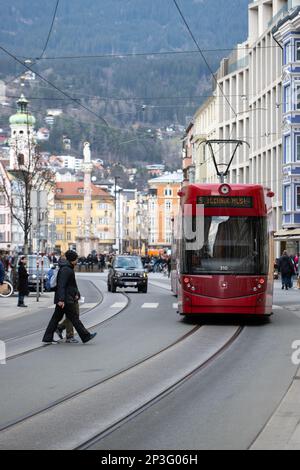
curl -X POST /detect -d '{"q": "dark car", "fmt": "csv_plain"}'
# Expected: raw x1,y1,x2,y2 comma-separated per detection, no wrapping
107,256,148,293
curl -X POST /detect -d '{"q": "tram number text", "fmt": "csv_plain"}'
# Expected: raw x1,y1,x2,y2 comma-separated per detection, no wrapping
145,455,198,465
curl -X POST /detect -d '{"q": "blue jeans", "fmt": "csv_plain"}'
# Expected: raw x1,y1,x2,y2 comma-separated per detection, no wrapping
18,294,25,305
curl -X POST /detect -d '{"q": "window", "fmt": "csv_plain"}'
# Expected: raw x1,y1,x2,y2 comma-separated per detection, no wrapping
296,136,300,162
0,214,5,224
0,196,6,205
296,41,300,62
285,135,291,163
165,200,172,211
66,218,72,225
183,216,269,275
296,85,300,111
285,186,292,212
164,188,172,196
296,186,300,211
67,232,72,241
67,204,72,210
286,42,292,64
55,203,64,210
78,204,82,210
285,85,291,113
56,232,64,240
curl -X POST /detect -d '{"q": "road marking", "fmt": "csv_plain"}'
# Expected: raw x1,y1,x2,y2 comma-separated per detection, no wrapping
173,303,178,309
272,305,284,310
141,303,159,309
110,302,127,309
80,303,98,309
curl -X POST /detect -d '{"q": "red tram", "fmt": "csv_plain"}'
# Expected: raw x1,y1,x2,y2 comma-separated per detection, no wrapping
177,183,274,317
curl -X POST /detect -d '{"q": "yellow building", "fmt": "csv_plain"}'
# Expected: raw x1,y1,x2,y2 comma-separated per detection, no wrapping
54,182,115,254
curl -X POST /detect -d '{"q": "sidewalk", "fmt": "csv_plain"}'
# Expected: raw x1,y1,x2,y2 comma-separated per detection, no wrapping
0,292,55,322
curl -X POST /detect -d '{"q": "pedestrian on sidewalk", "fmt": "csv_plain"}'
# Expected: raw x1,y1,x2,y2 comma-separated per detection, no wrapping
278,250,295,291
0,256,5,285
42,250,97,344
18,256,29,307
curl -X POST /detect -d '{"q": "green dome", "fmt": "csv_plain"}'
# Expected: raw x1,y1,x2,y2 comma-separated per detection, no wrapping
9,113,36,126
9,94,36,127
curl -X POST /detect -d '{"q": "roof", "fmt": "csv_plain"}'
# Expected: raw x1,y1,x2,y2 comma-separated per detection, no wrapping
55,181,111,199
148,172,183,184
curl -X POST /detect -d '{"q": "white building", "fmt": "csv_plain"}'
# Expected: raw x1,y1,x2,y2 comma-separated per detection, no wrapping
188,0,300,255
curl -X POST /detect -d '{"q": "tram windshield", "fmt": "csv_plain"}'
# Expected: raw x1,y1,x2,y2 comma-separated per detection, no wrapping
183,216,268,275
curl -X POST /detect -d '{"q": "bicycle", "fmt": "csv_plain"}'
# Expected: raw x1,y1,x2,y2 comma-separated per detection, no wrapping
0,278,14,298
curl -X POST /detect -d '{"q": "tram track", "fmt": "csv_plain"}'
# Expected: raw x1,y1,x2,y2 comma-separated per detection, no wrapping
0,324,244,450
0,324,201,436
77,325,243,450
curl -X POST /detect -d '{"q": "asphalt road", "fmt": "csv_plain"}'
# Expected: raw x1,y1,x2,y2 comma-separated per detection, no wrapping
0,274,193,430
0,274,300,449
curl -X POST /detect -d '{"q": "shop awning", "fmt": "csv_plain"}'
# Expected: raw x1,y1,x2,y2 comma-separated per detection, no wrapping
274,228,300,240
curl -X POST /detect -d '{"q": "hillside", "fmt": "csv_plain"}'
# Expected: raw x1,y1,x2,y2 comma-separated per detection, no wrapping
0,0,251,166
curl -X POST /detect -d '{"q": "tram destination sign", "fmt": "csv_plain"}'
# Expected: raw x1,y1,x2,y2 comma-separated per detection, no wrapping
197,196,253,208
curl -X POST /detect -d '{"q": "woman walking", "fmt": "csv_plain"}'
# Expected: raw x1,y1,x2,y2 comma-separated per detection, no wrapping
18,256,29,307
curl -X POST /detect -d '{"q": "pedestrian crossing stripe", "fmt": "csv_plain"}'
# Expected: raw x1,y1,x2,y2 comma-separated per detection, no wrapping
141,303,159,309
110,302,127,308
173,303,178,309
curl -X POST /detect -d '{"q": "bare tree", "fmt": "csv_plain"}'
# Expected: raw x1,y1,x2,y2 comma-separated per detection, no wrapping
0,142,55,254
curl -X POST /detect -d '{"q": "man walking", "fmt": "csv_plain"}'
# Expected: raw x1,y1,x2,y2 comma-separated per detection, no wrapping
42,250,97,344
278,250,295,291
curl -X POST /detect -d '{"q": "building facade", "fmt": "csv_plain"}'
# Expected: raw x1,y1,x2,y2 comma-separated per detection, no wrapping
184,0,300,255
54,182,115,254
147,172,183,251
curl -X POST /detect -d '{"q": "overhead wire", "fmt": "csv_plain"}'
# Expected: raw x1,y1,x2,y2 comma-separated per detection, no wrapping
40,0,60,58
0,44,109,127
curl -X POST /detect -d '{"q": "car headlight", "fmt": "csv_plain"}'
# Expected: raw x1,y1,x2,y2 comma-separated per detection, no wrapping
115,272,122,278
31,274,37,280
143,272,148,278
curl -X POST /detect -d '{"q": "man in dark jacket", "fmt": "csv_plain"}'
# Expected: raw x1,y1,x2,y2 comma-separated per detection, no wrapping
18,256,29,307
278,250,295,290
42,250,97,344
0,257,5,285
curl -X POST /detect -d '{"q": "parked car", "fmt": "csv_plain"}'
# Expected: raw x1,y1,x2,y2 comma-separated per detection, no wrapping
16,255,50,291
107,255,148,293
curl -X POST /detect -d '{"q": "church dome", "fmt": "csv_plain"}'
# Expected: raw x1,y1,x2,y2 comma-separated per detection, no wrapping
9,94,36,126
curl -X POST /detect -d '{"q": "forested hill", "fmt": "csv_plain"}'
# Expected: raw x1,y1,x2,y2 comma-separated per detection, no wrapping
0,0,251,166
1,0,250,56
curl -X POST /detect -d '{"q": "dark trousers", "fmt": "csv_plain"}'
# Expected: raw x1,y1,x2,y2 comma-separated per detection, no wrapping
42,303,91,343
18,294,25,305
58,302,80,339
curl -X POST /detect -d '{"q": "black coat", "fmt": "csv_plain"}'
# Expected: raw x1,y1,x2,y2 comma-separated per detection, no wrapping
54,260,80,305
278,255,295,277
18,264,29,295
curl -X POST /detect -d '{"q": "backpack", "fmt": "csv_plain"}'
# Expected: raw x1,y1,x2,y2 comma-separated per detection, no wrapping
50,268,59,290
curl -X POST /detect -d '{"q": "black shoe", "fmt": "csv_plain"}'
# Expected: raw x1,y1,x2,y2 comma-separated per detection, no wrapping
18,304,28,307
83,332,97,344
42,340,60,345
281,286,284,290
55,328,64,340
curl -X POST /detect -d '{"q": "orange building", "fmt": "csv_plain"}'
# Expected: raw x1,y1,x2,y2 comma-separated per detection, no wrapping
147,172,183,250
